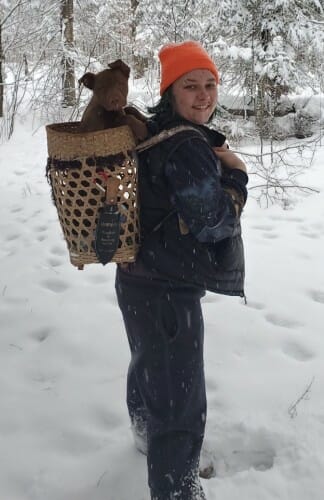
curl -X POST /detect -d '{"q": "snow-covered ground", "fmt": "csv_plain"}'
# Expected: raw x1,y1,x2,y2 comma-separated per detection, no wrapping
1,114,324,500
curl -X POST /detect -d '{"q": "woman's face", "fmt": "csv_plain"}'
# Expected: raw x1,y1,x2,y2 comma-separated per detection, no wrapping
171,69,218,125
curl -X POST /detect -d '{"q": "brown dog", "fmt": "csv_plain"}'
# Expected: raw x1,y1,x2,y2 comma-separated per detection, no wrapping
78,59,147,142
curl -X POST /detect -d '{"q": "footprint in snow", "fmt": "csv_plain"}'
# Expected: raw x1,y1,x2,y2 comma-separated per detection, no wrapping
31,209,42,217
13,169,27,176
0,248,11,259
200,426,276,478
300,231,319,239
30,327,52,343
309,290,324,304
17,217,29,224
47,257,63,268
41,278,69,293
262,232,279,239
50,244,67,257
10,206,23,214
244,300,265,310
298,224,320,239
3,295,29,306
91,405,123,430
35,225,48,242
265,313,302,329
281,341,314,362
271,216,303,223
285,217,304,223
35,225,48,233
6,233,20,241
251,224,275,231
36,234,47,242
205,376,219,391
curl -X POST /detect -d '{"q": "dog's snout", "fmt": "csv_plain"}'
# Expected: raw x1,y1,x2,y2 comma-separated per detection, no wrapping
106,90,127,111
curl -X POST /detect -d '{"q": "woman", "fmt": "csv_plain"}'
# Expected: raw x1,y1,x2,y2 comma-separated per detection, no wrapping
115,41,248,500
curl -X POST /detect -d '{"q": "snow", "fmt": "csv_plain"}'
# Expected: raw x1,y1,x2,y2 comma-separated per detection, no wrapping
1,114,324,500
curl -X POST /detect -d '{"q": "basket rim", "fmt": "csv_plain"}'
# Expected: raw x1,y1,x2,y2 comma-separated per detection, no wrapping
46,122,132,139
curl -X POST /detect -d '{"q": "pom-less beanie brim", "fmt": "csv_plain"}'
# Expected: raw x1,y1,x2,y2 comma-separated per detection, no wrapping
158,41,220,96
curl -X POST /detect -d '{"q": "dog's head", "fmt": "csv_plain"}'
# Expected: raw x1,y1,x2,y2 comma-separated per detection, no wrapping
79,59,130,111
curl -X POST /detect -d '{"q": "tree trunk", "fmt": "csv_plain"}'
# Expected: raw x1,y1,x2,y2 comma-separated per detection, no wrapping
60,0,76,107
130,0,146,78
0,21,3,117
255,76,267,135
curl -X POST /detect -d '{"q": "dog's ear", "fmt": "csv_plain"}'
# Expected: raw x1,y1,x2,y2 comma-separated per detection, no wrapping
108,59,130,78
79,72,96,90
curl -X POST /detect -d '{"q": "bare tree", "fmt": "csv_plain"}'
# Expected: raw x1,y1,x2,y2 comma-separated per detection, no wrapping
60,0,76,107
130,0,147,78
0,0,31,135
1,0,24,119
0,19,3,117
235,137,320,207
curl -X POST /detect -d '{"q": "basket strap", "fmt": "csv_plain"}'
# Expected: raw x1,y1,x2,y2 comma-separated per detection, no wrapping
135,125,206,153
136,126,207,237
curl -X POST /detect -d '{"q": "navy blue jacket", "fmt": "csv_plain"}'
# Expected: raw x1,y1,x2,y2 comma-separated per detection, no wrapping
125,116,248,296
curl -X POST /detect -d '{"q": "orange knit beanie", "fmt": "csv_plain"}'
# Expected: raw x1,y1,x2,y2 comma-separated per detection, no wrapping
158,41,220,96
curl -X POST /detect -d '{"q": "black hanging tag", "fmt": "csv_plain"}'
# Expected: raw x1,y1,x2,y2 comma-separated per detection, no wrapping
94,177,121,265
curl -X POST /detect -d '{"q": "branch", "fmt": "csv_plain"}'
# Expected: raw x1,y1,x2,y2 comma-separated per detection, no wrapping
288,377,315,419
0,0,29,28
230,134,322,159
249,184,319,193
308,18,324,25
231,136,320,207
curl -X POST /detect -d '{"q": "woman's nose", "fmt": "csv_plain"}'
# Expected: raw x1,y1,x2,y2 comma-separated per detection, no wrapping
197,88,208,99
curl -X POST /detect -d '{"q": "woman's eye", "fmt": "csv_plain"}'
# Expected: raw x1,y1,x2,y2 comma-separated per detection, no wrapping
184,84,216,91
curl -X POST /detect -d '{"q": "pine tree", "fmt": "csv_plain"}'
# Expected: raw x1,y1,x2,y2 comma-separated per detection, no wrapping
211,0,324,136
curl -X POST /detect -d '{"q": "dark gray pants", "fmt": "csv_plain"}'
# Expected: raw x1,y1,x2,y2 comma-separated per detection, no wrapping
115,268,206,500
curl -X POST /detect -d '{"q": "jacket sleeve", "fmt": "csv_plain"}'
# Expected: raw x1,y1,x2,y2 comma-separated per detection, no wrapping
164,137,248,243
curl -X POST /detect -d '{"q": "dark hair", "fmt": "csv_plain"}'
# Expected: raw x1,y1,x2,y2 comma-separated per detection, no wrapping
147,85,218,124
147,87,175,122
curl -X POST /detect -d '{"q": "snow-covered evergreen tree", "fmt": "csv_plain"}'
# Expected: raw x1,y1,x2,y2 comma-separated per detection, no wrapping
134,0,219,68
214,0,324,97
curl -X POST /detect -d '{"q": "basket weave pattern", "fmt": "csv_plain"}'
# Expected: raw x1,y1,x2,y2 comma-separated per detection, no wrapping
46,122,139,268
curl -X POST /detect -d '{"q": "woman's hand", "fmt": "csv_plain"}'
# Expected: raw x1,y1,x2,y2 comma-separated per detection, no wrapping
213,146,247,174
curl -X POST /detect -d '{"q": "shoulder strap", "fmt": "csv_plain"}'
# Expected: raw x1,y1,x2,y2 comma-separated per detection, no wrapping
136,125,208,235
135,125,206,153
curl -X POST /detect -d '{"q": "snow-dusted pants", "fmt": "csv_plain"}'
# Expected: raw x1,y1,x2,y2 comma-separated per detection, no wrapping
115,268,206,500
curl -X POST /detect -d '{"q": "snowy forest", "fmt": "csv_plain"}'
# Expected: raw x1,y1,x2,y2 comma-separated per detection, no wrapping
1,0,324,143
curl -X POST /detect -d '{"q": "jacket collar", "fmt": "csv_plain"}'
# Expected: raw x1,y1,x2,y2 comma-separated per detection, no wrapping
148,114,225,147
